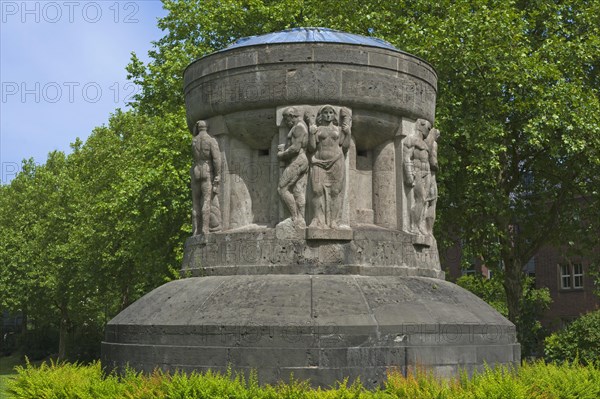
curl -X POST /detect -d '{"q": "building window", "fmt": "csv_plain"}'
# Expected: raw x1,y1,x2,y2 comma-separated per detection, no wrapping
560,264,571,289
561,317,576,328
462,263,476,276
559,263,584,290
573,264,584,289
524,257,536,278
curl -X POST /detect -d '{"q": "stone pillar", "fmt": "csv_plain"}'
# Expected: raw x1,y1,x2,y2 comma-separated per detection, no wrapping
395,118,412,232
270,131,282,227
207,115,230,230
373,140,396,229
228,139,254,229
341,138,351,227
348,139,358,226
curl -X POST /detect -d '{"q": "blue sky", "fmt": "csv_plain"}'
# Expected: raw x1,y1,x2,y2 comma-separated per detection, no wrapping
1,0,168,183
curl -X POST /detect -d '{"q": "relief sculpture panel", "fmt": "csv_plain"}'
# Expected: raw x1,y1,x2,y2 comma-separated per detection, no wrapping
402,119,440,239
276,107,309,229
305,105,352,230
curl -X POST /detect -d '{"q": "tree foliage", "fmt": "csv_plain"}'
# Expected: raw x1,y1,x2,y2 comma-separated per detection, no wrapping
545,309,600,364
127,0,600,333
1,0,599,358
0,110,190,359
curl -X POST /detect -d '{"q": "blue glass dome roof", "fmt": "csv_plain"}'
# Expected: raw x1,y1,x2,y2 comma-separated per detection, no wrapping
225,27,398,51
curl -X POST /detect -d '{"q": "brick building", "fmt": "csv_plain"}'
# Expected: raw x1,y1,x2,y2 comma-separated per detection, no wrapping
442,243,600,332
533,245,600,330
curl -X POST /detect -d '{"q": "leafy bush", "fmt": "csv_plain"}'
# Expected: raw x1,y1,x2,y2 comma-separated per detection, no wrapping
6,360,126,399
4,360,600,399
545,309,600,365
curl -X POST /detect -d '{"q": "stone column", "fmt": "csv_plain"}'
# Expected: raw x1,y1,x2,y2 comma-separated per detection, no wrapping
373,140,396,229
394,118,412,232
207,115,230,230
347,139,358,226
341,139,351,227
228,139,254,229
270,131,282,227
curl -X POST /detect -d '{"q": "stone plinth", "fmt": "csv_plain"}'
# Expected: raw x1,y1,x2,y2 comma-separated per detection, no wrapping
182,227,443,278
102,276,519,387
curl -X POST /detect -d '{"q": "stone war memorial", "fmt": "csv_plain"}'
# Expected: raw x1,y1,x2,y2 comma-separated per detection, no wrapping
102,28,520,386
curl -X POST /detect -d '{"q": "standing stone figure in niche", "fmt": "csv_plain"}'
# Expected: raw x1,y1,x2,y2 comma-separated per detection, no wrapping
403,118,432,236
305,105,352,229
277,107,309,228
425,127,440,236
191,120,222,235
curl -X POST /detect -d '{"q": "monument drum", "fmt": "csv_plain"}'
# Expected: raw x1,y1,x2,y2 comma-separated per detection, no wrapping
103,28,520,387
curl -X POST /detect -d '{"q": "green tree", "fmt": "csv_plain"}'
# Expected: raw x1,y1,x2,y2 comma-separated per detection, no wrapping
410,0,600,330
3,0,598,358
71,109,190,312
0,160,39,334
0,153,93,359
0,109,191,359
127,0,600,341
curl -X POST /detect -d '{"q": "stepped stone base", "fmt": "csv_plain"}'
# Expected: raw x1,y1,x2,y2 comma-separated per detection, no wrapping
102,275,519,387
181,228,444,279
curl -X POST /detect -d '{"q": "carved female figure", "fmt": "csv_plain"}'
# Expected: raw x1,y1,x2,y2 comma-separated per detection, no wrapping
306,105,352,229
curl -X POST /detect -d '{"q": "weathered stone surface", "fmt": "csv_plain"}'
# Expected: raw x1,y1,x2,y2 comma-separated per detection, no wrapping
102,276,518,387
403,119,432,236
182,32,440,246
181,228,442,278
305,227,353,241
184,43,437,128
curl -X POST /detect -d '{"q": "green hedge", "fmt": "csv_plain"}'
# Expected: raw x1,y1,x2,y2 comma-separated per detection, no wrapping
4,360,600,399
545,309,600,365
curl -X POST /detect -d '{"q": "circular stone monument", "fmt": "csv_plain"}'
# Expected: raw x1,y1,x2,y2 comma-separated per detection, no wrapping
102,28,519,387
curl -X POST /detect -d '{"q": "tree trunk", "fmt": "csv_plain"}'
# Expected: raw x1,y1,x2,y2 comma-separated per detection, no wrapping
57,305,69,360
20,304,28,334
120,282,131,311
503,255,523,326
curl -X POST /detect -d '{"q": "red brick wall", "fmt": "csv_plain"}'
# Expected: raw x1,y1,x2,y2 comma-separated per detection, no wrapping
534,245,600,331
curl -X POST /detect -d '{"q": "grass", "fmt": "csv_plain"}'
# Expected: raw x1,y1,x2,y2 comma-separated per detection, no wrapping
0,354,21,397
0,354,47,397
